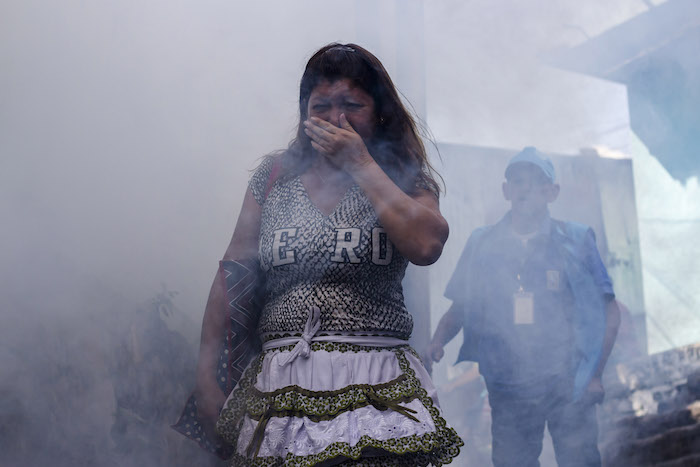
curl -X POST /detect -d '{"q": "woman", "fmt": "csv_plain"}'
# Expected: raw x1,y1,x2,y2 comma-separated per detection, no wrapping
195,43,462,466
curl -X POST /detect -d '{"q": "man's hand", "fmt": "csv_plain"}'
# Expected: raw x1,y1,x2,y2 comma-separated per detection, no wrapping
428,341,445,363
422,341,445,375
582,376,605,405
423,304,464,374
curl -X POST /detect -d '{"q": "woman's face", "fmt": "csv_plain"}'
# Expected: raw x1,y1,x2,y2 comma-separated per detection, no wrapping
306,78,377,140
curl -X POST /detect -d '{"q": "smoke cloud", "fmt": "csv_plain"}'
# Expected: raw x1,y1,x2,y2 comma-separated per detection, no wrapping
2,1,697,466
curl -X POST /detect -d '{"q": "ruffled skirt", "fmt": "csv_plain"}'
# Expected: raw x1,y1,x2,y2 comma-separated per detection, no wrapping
216,341,463,466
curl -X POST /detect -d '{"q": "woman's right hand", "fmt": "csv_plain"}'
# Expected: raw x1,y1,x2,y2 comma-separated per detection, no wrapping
194,379,227,440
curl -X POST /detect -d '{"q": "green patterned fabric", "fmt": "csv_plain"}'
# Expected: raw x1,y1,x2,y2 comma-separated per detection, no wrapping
216,343,462,466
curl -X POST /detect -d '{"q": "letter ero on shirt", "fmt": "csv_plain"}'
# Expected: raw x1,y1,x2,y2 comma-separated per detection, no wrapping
269,226,393,267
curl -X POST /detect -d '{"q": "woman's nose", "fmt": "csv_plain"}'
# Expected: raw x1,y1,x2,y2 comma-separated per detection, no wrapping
328,107,342,127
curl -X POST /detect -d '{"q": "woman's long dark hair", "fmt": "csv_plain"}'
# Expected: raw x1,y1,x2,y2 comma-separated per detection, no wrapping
274,43,441,195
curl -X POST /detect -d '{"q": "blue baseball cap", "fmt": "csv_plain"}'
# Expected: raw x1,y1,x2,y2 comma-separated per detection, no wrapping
505,146,555,183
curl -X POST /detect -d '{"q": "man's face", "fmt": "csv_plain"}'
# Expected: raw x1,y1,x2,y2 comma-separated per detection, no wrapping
502,163,559,217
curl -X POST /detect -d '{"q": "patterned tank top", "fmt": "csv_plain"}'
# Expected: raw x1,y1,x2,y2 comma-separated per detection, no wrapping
249,157,413,340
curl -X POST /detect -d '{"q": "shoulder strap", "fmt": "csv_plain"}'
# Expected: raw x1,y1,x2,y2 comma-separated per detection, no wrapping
263,158,282,201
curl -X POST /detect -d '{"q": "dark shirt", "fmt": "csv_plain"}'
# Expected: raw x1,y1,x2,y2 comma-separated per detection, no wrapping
445,212,614,397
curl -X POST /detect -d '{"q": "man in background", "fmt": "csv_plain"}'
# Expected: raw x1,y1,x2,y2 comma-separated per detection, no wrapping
427,147,620,467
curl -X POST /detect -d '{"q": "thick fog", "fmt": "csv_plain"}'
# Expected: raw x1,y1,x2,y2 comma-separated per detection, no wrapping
2,0,699,466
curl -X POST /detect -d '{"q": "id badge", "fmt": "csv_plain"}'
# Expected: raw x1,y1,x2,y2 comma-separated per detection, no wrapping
513,291,534,325
546,270,560,291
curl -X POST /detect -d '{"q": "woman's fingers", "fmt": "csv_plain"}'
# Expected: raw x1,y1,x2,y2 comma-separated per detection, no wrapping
305,123,340,155
305,116,369,173
306,129,331,151
310,140,329,155
304,122,332,143
308,116,338,133
339,113,355,132
304,128,330,145
304,118,335,143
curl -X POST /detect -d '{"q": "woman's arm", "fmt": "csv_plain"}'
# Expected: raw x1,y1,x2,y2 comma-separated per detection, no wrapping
305,114,449,265
352,163,448,265
194,187,261,436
